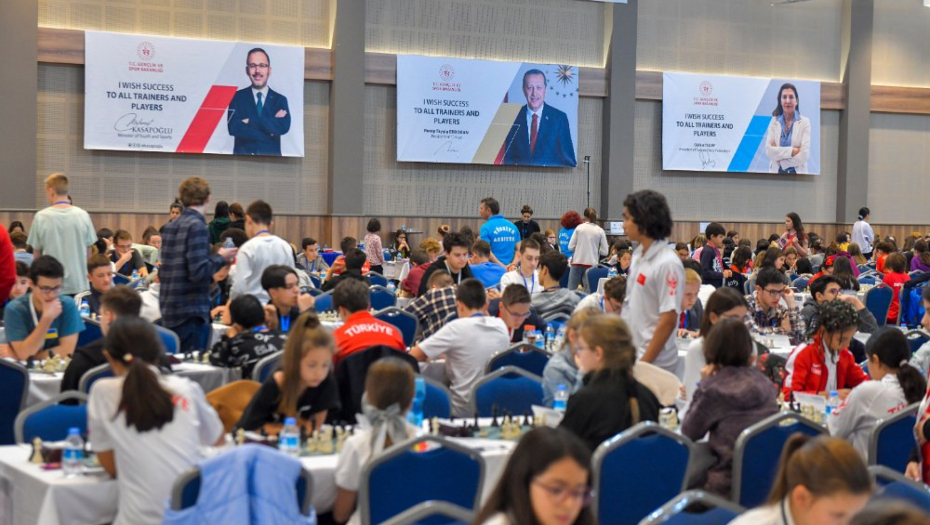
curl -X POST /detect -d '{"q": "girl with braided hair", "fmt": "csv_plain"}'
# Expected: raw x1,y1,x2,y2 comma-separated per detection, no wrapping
783,299,869,401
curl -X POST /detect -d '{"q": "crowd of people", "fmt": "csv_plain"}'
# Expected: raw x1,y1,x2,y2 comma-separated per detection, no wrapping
1,174,929,525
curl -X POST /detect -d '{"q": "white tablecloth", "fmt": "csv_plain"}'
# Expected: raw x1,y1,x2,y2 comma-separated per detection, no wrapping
25,373,64,408
0,437,513,524
382,261,410,282
174,363,239,394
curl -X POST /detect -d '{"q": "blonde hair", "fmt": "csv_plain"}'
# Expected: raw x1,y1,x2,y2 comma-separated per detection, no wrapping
561,307,601,353
45,173,69,196
278,312,335,418
578,314,640,423
419,237,442,255
684,268,701,285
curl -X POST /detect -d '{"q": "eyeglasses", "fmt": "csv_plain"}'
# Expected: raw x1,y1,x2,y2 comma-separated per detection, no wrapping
37,285,62,294
763,288,786,297
533,480,594,505
247,63,269,70
116,244,132,250
501,302,531,319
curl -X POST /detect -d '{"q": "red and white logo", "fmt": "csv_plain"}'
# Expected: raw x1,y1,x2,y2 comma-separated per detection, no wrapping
699,81,713,96
637,273,647,286
666,273,678,296
137,41,156,61
439,64,455,82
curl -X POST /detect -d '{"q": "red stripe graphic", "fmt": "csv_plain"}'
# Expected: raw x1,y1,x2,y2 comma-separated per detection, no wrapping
176,86,238,154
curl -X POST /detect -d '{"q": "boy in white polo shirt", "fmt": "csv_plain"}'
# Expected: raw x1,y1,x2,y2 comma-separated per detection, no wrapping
621,190,685,374
410,278,510,416
499,238,541,296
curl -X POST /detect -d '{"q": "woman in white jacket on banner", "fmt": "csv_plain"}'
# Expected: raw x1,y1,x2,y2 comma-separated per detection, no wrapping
765,83,811,174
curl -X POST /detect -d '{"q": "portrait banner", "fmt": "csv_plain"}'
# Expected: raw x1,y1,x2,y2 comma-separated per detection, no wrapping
662,72,821,175
396,55,579,167
84,31,305,157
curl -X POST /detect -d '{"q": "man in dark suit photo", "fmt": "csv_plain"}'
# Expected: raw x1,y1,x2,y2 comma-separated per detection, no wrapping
502,69,577,167
226,47,291,156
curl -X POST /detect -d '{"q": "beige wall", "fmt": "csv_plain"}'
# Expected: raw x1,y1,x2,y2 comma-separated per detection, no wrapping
872,0,930,88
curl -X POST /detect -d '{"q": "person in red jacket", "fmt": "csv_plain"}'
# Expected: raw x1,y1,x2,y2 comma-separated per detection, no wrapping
331,278,404,367
0,227,16,305
784,299,869,400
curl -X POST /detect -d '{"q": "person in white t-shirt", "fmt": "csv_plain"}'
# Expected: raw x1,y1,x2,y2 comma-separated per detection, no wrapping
87,317,224,525
333,357,420,525
829,328,926,458
229,200,296,304
411,279,510,416
499,238,542,296
620,191,684,374
566,208,609,291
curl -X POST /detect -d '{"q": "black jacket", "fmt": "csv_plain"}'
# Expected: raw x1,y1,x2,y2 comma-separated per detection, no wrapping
321,269,369,293
416,256,474,297
332,345,419,424
61,340,107,394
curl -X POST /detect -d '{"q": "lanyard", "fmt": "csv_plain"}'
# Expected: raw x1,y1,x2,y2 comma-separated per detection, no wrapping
252,325,268,332
256,229,269,236
522,273,536,294
470,313,485,318
444,262,462,284
29,294,41,326
280,312,291,332
54,201,70,206
600,296,604,311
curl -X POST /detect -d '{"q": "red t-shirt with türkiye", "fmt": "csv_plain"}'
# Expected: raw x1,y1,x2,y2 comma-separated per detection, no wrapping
332,311,405,366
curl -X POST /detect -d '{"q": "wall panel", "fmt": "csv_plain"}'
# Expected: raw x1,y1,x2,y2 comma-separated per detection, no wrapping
868,112,930,224
872,0,930,88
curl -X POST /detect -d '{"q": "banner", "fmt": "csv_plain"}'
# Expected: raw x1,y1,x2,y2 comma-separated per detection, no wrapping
84,31,304,157
397,55,579,167
662,72,820,174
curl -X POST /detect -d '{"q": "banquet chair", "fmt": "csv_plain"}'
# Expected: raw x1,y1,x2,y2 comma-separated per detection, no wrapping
485,344,550,377
858,274,879,286
593,422,695,525
73,291,90,308
868,403,919,473
14,391,88,444
869,465,930,512
252,351,283,383
422,377,453,420
313,291,334,313
906,330,930,355
370,285,397,311
731,411,825,508
368,272,388,288
113,273,131,286
864,285,894,327
469,366,544,417
157,325,180,354
359,435,485,525
583,267,610,294
308,273,322,289
78,363,114,394
382,501,474,525
791,276,810,291
77,319,104,348
639,490,745,525
373,307,419,348
0,360,30,445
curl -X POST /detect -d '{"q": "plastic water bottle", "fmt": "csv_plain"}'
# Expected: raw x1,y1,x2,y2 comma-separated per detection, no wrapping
545,325,555,352
223,236,236,250
131,269,139,281
826,390,840,417
556,326,567,350
280,418,300,457
608,266,618,279
407,377,425,427
63,427,84,477
553,384,568,412
387,281,397,295
79,300,90,317
401,224,407,232
534,330,545,351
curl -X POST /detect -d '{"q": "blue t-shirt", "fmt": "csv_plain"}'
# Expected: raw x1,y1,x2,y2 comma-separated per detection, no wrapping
3,293,85,351
480,215,520,265
559,227,576,258
470,262,507,288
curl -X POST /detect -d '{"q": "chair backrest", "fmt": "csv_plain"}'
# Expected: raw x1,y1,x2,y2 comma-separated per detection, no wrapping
0,360,30,445
73,291,90,307
113,273,131,286
313,291,334,312
583,267,609,294
308,273,322,289
639,490,745,525
559,268,570,289
77,318,104,348
381,501,474,525
14,391,88,444
858,274,879,285
469,366,544,417
78,363,113,394
868,403,920,473
593,422,695,525
542,311,571,324
306,287,324,297
171,464,314,515
156,325,181,354
485,345,551,377
252,350,283,383
731,411,826,508
422,378,452,420
370,285,398,311
360,435,485,525
368,272,388,287
865,285,894,327
869,465,930,512
792,276,810,290
374,307,419,348
906,330,930,355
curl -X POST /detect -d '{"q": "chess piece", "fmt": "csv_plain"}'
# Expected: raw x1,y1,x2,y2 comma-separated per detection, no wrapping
431,417,440,436
491,405,500,428
319,429,334,454
305,432,318,454
30,437,44,463
335,427,346,453
235,428,245,446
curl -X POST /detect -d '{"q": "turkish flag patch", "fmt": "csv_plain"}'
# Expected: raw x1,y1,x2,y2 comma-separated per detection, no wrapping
637,273,646,286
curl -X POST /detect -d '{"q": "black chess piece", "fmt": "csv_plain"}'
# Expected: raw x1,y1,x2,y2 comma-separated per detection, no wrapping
300,426,308,445
523,411,532,427
491,405,500,427
472,413,480,432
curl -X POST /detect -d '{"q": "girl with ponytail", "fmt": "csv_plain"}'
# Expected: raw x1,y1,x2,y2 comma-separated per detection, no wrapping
88,317,224,525
730,435,871,525
829,328,927,458
558,314,660,451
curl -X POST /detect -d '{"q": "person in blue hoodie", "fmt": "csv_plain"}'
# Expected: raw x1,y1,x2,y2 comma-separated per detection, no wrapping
479,197,520,266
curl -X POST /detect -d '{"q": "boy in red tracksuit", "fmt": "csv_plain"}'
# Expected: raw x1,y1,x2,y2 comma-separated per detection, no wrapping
784,300,869,400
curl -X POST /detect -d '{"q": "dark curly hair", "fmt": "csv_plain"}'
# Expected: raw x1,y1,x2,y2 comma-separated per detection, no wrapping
807,299,859,340
623,190,673,240
560,210,583,230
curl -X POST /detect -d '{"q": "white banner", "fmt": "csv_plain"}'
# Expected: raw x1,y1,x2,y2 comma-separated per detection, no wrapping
397,55,579,167
662,72,821,174
84,31,304,157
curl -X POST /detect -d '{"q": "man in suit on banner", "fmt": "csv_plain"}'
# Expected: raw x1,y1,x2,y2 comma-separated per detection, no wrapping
502,69,577,167
227,48,291,156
